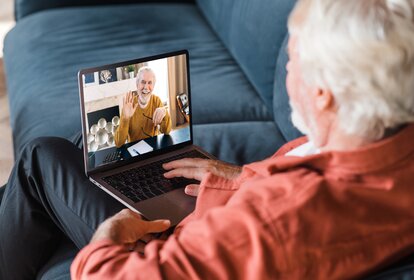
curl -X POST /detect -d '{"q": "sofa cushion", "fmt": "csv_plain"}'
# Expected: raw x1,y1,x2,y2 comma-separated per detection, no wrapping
196,0,297,112
273,35,303,141
14,0,195,21
4,4,274,164
194,121,286,164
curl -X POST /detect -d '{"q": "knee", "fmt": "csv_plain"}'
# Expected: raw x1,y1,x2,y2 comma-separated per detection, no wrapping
19,137,77,163
23,137,68,152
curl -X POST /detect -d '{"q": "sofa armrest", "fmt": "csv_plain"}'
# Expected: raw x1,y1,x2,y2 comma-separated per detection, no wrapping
15,0,195,21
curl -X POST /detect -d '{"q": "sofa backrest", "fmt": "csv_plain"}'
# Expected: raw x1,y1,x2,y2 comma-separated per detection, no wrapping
14,0,195,20
196,0,297,115
273,35,303,141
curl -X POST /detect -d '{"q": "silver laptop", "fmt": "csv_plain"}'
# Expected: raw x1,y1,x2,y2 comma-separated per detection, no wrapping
78,50,213,225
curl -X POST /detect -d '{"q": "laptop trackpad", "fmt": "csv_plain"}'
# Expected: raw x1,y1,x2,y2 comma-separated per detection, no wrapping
135,188,196,226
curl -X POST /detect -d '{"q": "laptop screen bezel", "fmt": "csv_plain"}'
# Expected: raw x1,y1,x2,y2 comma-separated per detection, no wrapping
78,50,194,176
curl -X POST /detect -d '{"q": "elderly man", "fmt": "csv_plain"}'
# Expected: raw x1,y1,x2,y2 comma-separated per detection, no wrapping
1,0,414,279
114,66,172,147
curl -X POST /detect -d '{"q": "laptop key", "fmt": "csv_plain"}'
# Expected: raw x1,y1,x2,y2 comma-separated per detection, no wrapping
102,150,208,202
152,188,164,196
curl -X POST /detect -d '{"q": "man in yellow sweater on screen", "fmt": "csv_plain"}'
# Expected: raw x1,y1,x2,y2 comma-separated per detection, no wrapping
114,66,172,147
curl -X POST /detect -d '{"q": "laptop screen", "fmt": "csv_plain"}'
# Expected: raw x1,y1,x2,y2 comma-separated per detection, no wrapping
79,50,192,172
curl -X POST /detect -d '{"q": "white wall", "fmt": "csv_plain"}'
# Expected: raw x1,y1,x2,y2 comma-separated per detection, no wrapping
148,58,169,105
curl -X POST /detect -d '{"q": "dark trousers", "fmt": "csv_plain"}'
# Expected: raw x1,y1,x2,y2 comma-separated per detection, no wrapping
0,137,124,280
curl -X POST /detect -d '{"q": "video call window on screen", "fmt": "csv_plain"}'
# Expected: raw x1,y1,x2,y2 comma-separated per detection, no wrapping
82,54,191,169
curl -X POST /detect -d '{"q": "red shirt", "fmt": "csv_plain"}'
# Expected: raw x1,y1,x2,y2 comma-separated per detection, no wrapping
71,124,414,279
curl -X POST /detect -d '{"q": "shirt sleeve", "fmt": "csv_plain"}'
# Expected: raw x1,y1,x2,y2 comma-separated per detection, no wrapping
114,116,130,148
71,178,285,279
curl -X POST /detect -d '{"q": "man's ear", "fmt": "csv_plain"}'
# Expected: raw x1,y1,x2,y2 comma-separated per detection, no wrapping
315,88,334,111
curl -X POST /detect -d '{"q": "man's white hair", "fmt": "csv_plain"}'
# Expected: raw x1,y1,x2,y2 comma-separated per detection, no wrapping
288,0,414,141
136,66,156,84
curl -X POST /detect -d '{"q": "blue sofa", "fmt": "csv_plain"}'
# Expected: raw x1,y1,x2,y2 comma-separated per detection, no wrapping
3,0,414,279
5,0,302,165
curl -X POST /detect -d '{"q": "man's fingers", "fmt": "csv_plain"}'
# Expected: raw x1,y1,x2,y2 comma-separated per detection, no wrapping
152,108,166,126
135,240,146,255
134,233,161,255
127,91,133,103
124,91,133,107
163,167,204,181
184,184,200,197
145,219,171,233
156,112,163,125
156,116,162,126
118,208,142,220
163,158,210,170
140,234,154,244
153,110,162,126
152,111,159,126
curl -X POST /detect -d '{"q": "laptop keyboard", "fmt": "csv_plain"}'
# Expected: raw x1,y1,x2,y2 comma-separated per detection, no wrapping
103,150,122,164
102,150,209,203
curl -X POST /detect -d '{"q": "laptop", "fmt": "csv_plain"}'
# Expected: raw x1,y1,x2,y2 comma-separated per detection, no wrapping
78,50,214,225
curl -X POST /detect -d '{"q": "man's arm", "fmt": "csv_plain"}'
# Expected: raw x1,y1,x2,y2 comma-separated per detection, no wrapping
114,92,137,147
71,186,281,279
159,109,172,135
152,96,171,135
114,117,130,147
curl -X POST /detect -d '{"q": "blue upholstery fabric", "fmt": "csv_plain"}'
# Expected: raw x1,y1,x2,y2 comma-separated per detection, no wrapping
273,35,303,141
4,4,273,164
6,1,414,279
194,121,286,164
14,0,195,21
196,0,297,112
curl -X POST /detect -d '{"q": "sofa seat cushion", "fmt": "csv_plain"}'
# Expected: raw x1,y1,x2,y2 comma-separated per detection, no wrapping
4,3,273,163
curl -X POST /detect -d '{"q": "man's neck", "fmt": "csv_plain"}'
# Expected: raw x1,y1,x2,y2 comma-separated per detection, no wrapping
138,96,150,109
319,125,404,152
138,101,148,109
320,132,369,152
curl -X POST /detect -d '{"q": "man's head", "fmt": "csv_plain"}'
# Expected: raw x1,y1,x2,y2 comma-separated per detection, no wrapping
136,67,156,107
286,0,414,150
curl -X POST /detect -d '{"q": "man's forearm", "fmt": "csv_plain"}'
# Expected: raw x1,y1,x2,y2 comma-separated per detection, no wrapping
114,118,130,147
71,240,164,280
160,113,172,135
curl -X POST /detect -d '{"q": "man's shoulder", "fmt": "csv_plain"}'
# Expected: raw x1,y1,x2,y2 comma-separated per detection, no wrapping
239,156,324,206
151,94,162,104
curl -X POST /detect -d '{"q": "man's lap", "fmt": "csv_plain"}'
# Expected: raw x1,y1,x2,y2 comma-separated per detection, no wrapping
0,136,126,278
0,136,124,247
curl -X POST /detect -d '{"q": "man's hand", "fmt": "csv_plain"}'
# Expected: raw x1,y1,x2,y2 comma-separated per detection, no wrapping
122,91,138,119
163,158,242,196
153,107,166,126
90,209,170,245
